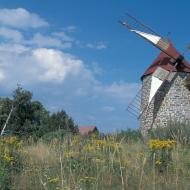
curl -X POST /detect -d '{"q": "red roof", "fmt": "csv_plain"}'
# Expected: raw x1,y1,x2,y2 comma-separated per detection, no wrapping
79,126,98,135
141,43,190,79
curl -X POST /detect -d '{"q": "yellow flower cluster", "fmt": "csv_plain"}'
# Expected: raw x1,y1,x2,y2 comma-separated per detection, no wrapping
95,140,106,147
0,136,22,164
92,158,104,164
83,144,96,152
155,160,162,165
3,147,14,162
64,151,78,158
80,176,96,183
0,136,22,148
148,139,176,150
107,142,121,149
81,139,122,155
48,177,59,184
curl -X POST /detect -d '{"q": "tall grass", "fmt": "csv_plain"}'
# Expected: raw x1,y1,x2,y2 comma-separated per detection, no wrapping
1,130,190,189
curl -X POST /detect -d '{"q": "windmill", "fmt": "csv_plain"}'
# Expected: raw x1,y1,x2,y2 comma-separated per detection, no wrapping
120,13,190,135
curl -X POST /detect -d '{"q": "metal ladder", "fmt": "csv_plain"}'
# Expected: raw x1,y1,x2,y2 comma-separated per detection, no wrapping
126,89,141,119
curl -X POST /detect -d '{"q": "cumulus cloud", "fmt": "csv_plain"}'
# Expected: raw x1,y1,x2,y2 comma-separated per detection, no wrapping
0,8,48,28
52,31,74,42
0,40,140,103
66,25,77,32
0,70,6,81
27,33,72,48
95,82,140,102
33,48,84,82
0,27,23,42
0,43,29,53
0,7,140,132
91,62,103,75
86,42,107,50
102,106,115,112
0,42,96,86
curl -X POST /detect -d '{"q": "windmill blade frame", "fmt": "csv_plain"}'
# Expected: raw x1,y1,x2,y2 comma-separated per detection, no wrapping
121,13,185,120
120,20,176,61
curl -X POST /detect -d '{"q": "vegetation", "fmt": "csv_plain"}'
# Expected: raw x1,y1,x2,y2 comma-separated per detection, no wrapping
0,127,190,190
1,88,190,189
149,121,190,147
0,86,78,139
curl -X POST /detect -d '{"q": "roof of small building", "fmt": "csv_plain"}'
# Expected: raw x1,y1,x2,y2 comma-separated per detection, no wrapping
141,43,190,79
79,126,98,135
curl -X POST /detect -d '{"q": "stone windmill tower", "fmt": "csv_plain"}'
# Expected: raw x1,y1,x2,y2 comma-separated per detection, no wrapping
141,43,190,135
120,14,190,135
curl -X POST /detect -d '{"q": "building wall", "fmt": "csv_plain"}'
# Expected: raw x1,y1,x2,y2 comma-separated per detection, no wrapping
141,72,190,135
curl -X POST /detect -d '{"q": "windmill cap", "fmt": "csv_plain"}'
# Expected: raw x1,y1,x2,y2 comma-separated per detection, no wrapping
141,43,190,80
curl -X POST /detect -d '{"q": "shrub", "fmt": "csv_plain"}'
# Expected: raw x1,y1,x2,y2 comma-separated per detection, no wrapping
148,139,176,172
0,136,23,189
149,121,190,146
114,129,143,142
41,129,68,142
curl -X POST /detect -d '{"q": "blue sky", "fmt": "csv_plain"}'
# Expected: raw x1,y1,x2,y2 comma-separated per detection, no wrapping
0,0,190,132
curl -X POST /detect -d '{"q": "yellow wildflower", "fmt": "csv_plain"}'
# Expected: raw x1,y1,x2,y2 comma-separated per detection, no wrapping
95,140,106,146
48,177,59,184
83,144,96,152
148,139,176,150
155,160,162,165
64,151,78,158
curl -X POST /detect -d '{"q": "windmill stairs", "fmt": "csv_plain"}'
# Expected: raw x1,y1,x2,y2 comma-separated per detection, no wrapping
126,89,141,119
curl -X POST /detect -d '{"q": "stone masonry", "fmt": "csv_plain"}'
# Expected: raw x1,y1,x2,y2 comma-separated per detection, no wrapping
141,72,190,135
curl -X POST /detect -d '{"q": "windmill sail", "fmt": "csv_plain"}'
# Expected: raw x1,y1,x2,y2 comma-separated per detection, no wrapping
121,16,184,120
130,29,170,52
120,21,171,55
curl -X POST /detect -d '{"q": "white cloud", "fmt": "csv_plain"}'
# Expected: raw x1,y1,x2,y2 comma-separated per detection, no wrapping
86,42,107,50
76,88,88,96
0,8,48,28
27,33,71,48
102,106,115,112
0,7,140,132
33,48,84,82
66,26,77,32
95,82,140,102
0,42,96,86
96,43,107,50
52,31,74,42
0,27,23,42
0,43,29,53
91,62,103,75
0,70,5,81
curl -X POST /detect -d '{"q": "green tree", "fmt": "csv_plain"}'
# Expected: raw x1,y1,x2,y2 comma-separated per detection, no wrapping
0,86,78,138
48,110,78,134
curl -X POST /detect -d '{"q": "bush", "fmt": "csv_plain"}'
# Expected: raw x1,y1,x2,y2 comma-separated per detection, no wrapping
0,136,23,189
41,129,68,142
149,121,190,146
110,129,143,142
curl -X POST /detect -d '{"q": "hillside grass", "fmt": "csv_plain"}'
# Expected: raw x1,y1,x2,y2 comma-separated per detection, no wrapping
1,130,190,190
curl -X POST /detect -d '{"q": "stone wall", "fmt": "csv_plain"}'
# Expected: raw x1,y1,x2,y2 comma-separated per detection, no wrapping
140,72,190,135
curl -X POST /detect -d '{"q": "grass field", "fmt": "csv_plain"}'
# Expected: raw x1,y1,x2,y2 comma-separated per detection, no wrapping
1,132,190,190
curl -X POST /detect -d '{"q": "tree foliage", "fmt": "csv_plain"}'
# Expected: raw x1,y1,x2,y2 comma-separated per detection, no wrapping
0,86,78,138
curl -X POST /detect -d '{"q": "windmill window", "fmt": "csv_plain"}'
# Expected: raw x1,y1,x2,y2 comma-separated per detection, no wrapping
184,75,190,91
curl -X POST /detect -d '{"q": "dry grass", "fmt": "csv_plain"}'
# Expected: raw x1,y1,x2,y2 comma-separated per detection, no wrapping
1,136,190,190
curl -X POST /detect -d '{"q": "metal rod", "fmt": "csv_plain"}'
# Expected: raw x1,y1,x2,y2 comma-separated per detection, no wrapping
120,17,177,62
125,12,161,37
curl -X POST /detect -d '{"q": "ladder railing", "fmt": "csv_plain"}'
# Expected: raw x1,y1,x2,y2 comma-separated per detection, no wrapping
126,89,141,119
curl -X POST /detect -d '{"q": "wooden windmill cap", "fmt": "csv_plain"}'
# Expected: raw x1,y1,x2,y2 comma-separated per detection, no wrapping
141,43,190,80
